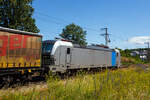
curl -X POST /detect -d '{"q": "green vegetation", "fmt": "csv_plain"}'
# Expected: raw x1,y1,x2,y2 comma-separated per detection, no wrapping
0,0,39,33
121,57,144,65
1,67,150,100
60,23,87,46
119,48,149,65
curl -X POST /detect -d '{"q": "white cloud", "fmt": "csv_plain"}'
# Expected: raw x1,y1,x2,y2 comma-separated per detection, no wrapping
128,36,150,44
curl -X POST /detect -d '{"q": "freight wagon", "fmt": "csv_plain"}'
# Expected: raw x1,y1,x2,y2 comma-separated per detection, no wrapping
0,27,42,82
42,40,121,73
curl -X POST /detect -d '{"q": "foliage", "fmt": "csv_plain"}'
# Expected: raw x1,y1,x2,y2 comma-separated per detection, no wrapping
0,0,39,33
60,23,87,46
119,49,147,64
2,68,150,100
121,57,144,65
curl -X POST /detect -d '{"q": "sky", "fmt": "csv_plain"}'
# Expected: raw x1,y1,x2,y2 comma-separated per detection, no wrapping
32,0,150,49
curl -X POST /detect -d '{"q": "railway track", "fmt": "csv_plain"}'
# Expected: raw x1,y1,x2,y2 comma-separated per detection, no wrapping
0,75,46,89
0,67,114,88
1,64,147,89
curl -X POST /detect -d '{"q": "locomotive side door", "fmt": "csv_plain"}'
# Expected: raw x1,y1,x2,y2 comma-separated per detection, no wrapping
66,48,71,67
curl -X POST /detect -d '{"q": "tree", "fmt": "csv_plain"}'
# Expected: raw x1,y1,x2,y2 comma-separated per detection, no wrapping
0,0,39,33
60,23,87,46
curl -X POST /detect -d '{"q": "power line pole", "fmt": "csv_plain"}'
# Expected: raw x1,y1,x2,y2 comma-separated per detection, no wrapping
145,42,150,62
145,42,150,49
147,42,149,49
101,27,110,46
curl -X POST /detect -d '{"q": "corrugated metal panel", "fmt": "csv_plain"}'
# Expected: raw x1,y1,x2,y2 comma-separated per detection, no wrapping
0,30,42,68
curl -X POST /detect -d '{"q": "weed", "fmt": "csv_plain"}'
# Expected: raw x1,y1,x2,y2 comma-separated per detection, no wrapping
1,67,150,100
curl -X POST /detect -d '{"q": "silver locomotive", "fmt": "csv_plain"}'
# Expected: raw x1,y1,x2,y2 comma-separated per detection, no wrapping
42,40,121,73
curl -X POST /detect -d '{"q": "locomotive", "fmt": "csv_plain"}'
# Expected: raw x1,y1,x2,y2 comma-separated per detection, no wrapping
42,40,121,73
0,27,121,82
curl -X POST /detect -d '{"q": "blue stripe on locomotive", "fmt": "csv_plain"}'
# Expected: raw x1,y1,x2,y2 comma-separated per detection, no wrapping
112,51,116,66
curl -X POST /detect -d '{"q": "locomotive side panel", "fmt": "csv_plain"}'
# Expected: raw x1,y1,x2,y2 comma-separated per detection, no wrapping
70,48,93,67
69,47,112,69
58,46,66,66
93,50,112,66
0,31,42,69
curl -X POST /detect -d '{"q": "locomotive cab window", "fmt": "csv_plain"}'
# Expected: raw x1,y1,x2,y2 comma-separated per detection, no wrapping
67,48,70,54
117,53,119,56
42,42,55,53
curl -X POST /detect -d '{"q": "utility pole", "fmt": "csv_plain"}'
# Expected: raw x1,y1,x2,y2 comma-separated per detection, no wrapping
145,42,150,62
145,42,150,49
101,27,110,46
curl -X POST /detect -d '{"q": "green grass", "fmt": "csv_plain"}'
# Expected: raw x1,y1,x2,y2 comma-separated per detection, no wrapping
1,67,150,100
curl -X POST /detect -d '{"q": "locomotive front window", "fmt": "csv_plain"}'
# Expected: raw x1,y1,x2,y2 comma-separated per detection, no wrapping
42,43,54,53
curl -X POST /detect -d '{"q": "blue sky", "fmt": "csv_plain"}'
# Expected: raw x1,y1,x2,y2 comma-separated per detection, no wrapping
32,0,150,49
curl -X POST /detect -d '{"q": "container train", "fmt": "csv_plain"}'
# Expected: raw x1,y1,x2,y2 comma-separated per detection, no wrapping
0,27,121,82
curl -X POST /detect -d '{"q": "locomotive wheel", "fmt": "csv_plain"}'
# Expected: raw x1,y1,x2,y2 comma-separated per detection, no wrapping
3,76,14,88
0,78,5,89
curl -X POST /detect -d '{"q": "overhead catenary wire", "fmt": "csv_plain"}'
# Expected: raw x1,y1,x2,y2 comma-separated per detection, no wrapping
34,15,62,39
34,11,101,33
34,11,127,47
35,11,124,39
